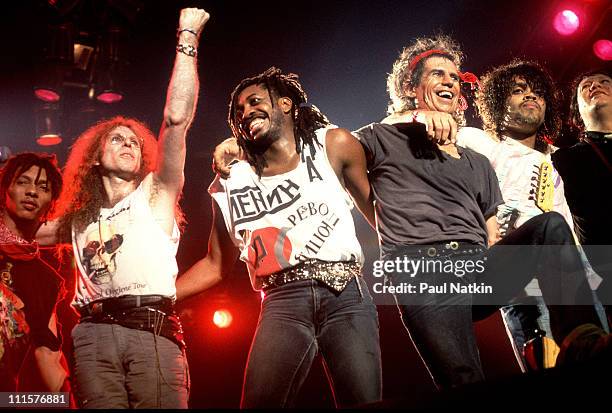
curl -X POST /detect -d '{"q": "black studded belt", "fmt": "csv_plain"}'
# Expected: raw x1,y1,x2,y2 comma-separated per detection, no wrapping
260,260,361,292
77,295,185,348
77,294,172,317
388,241,485,259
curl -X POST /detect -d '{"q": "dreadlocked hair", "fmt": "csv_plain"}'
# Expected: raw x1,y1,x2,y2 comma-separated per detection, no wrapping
476,59,561,151
228,67,331,176
55,116,185,243
0,152,62,222
387,34,465,124
568,66,612,133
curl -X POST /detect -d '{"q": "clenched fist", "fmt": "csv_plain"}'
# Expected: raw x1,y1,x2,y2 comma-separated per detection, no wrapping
179,8,210,38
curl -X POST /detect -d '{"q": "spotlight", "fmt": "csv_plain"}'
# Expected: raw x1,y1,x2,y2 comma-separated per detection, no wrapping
593,39,612,61
35,102,62,146
553,10,580,35
95,27,124,104
34,86,61,102
34,23,74,102
213,309,233,329
34,63,65,103
96,89,123,104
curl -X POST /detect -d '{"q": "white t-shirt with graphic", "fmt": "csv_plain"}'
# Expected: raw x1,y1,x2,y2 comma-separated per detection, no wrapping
72,174,180,307
209,128,364,291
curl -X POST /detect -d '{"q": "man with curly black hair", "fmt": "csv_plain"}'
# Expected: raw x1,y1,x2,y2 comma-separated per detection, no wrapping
177,67,381,408
459,60,579,371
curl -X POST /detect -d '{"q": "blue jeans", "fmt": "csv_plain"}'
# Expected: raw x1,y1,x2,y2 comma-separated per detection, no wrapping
241,277,381,408
72,322,190,408
500,298,550,372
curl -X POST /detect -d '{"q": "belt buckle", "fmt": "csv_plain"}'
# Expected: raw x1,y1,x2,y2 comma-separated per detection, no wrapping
91,302,103,315
449,241,459,250
427,247,437,257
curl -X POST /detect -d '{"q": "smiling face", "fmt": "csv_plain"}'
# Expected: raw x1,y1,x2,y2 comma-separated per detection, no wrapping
409,56,461,114
5,166,53,224
98,125,143,178
577,73,611,127
233,83,291,147
502,76,546,138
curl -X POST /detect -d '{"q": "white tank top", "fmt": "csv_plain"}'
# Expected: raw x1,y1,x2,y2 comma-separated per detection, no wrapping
209,128,364,290
72,174,180,307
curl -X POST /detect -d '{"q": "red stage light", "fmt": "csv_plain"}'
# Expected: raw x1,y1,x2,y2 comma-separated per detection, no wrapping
97,91,123,103
213,309,233,329
34,88,61,102
593,39,612,61
36,134,62,146
553,10,580,35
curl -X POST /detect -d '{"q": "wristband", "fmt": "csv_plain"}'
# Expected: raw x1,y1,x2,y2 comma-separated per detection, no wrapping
176,43,197,57
177,28,198,38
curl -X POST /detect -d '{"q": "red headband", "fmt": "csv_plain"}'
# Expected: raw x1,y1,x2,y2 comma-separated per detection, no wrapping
408,49,448,70
408,49,480,90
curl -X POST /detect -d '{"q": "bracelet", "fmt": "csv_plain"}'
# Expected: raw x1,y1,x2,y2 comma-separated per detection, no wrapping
177,28,198,38
176,43,197,57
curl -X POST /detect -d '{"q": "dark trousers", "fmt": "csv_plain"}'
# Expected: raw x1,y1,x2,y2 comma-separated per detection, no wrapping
241,277,382,408
387,212,601,389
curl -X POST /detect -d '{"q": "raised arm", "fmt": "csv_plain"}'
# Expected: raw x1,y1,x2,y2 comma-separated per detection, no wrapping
325,128,376,228
155,8,210,196
175,200,239,301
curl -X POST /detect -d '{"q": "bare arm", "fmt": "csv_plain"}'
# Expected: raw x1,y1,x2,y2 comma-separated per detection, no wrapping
33,313,68,391
155,8,210,196
176,200,239,301
325,128,376,228
35,219,60,245
382,110,457,144
486,215,501,247
212,137,243,179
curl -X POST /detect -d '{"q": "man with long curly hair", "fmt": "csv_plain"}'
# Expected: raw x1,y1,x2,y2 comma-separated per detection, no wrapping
553,67,612,330
177,67,381,408
458,60,579,371
0,153,68,393
40,8,209,408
